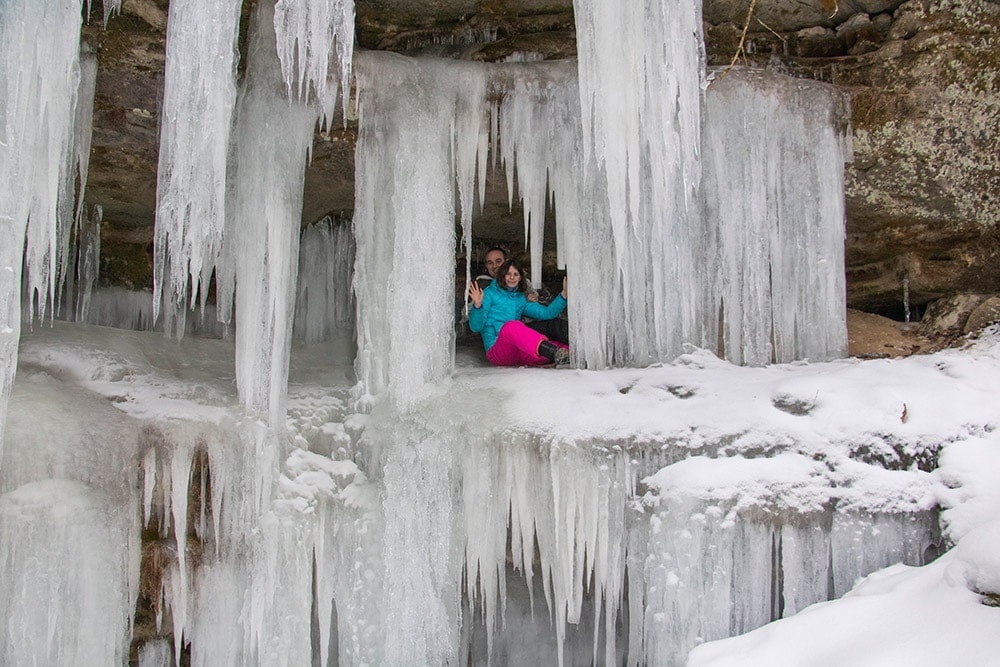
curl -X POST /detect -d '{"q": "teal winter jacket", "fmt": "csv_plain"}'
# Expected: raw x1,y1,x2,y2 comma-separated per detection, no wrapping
469,280,567,352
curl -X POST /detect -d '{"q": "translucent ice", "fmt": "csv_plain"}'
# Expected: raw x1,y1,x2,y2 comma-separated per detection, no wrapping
273,0,355,127
218,0,319,423
703,68,851,364
0,0,87,457
153,0,241,328
294,216,355,343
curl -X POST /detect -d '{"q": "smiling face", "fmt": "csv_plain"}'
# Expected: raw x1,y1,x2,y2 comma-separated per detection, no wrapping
503,265,522,290
485,249,506,278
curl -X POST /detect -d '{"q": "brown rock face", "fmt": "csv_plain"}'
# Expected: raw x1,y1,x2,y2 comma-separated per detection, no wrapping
80,0,1000,317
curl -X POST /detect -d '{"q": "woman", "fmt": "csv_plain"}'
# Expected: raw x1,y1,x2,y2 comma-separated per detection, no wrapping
468,258,570,366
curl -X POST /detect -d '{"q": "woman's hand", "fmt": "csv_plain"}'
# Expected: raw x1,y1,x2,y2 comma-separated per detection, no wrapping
469,281,484,308
561,275,567,299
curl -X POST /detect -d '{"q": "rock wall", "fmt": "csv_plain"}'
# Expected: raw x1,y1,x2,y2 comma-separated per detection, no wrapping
79,0,999,316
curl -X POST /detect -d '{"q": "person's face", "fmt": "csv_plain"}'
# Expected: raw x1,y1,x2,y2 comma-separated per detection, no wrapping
485,250,506,278
503,265,521,290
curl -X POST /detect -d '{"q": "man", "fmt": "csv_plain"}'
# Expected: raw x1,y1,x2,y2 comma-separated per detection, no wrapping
475,246,569,345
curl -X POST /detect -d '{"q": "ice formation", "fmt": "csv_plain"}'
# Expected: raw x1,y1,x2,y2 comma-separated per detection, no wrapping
3,0,967,664
10,321,999,665
703,68,850,364
0,0,101,456
152,0,241,328
294,217,356,343
574,0,709,365
216,0,320,424
352,52,488,409
273,0,354,126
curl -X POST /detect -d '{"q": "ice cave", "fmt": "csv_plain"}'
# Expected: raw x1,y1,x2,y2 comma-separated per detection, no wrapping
2,0,999,665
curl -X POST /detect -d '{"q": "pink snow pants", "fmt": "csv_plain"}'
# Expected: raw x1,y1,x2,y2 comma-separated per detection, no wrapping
486,320,567,367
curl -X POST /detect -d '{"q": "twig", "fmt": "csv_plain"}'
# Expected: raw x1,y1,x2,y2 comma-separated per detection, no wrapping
755,16,783,42
719,0,758,79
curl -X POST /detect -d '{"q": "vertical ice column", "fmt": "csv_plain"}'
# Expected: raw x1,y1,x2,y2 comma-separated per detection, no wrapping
703,68,850,365
74,205,103,323
574,0,709,365
152,0,241,331
217,0,319,426
379,421,463,666
293,216,356,342
273,0,355,127
0,0,85,458
352,53,488,409
58,44,99,318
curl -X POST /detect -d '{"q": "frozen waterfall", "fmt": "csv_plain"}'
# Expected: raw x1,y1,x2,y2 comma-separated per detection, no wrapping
152,0,241,328
5,324,980,665
0,0,102,456
351,56,849,402
1,0,955,664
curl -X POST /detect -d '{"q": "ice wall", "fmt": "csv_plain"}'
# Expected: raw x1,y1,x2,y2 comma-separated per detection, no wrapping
153,0,241,331
574,0,711,365
628,454,939,666
294,216,356,343
1,355,142,666
0,0,89,458
352,52,488,410
0,481,135,664
704,68,850,364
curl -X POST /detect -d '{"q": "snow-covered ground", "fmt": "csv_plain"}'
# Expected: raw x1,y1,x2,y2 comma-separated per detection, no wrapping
3,321,999,665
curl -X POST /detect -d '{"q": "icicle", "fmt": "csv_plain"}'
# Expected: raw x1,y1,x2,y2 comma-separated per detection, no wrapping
0,0,84,460
293,217,355,343
58,44,99,320
222,0,319,424
573,0,709,366
168,439,196,663
74,205,102,322
103,0,121,26
273,0,355,127
703,68,850,364
152,0,241,331
352,52,488,410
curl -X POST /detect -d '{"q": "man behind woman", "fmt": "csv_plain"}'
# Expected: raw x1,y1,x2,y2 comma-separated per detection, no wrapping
468,256,570,367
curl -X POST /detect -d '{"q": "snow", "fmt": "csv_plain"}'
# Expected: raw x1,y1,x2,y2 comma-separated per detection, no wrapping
688,544,1000,667
1,0,998,662
4,321,1000,664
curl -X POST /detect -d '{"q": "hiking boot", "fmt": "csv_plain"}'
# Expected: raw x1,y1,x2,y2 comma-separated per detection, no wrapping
553,346,571,367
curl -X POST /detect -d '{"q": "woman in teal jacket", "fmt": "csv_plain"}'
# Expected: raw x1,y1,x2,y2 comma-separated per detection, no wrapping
468,259,569,366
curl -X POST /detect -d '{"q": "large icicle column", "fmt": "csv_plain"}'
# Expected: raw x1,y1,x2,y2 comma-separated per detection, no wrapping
703,68,850,364
216,0,318,426
352,52,488,409
152,0,242,333
0,0,88,457
573,0,710,366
